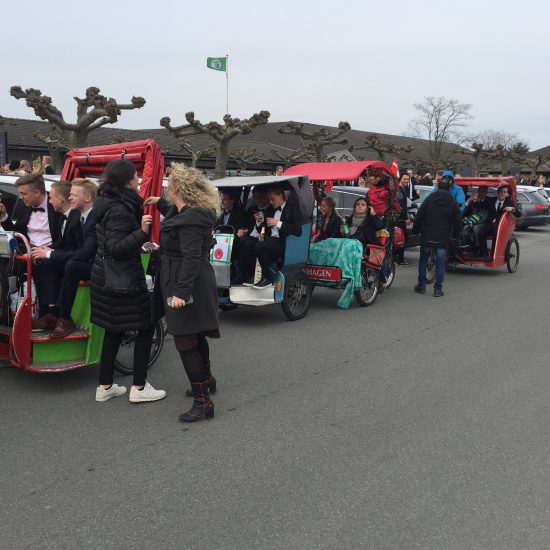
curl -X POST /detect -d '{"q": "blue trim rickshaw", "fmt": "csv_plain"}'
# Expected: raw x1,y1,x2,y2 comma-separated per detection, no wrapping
210,175,314,321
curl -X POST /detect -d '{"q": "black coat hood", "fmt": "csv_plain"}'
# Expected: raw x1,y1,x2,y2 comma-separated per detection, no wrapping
93,188,143,223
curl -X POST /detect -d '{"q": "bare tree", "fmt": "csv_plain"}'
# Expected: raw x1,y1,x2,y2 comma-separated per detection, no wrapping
278,121,351,162
355,133,413,162
523,152,550,178
229,147,263,171
161,111,270,179
270,148,311,167
177,139,216,168
408,96,472,172
10,86,146,169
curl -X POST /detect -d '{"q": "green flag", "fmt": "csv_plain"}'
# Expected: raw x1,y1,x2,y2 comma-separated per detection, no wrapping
206,57,227,72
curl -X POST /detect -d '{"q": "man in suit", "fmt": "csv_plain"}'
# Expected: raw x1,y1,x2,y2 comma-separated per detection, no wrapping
0,173,63,316
217,189,247,279
42,156,55,175
237,187,271,285
31,178,98,338
244,185,302,289
476,184,520,259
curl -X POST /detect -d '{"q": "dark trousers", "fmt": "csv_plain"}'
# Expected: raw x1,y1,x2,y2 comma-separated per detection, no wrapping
476,222,496,256
39,258,92,319
31,262,49,317
255,237,283,281
239,235,259,280
98,326,155,387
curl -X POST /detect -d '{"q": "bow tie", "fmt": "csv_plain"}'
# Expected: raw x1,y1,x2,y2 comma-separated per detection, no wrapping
61,214,68,221
274,206,282,212
31,207,45,213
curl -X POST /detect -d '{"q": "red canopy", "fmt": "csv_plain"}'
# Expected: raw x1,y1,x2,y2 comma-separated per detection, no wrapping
284,161,393,181
61,140,165,243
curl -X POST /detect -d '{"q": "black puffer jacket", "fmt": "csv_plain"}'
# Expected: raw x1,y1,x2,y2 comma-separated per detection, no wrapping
90,188,150,332
412,189,462,248
159,204,219,337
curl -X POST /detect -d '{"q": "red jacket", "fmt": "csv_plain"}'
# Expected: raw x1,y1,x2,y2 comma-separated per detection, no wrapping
368,186,390,216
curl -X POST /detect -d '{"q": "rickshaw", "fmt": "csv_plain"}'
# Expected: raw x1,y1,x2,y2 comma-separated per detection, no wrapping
210,175,314,321
0,140,166,373
284,161,403,305
427,176,520,277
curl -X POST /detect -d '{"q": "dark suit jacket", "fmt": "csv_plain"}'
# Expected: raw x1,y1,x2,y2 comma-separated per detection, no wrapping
266,201,302,240
52,210,82,251
50,210,97,264
44,165,55,175
2,197,62,244
244,203,270,233
216,204,247,231
488,196,519,223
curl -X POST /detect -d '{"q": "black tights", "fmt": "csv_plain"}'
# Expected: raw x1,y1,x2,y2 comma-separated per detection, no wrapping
178,335,210,383
98,326,155,387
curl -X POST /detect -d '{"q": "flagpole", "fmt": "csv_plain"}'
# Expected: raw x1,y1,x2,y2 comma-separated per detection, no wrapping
226,54,229,115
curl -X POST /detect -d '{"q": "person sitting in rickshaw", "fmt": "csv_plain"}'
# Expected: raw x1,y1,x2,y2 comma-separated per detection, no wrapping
239,185,302,289
345,197,384,248
460,187,491,253
367,175,393,217
237,187,270,285
317,197,342,241
476,184,519,259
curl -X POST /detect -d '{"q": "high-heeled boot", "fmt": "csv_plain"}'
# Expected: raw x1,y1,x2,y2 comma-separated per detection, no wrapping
185,362,216,396
179,381,215,422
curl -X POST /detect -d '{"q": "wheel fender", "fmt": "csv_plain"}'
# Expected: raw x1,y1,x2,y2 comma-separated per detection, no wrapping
274,271,285,303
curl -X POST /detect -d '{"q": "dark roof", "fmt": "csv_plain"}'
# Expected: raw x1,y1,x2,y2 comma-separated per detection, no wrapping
0,116,465,167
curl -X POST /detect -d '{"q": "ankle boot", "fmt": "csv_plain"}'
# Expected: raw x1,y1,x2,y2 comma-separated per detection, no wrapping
185,372,216,397
179,381,214,422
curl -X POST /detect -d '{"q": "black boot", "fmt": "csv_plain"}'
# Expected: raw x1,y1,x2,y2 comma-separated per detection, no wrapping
186,362,216,396
179,381,214,422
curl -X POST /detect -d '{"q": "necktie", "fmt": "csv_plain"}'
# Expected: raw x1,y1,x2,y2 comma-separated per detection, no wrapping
31,207,45,213
80,215,85,225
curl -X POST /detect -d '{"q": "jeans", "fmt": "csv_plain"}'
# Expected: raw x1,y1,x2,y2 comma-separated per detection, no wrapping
418,246,446,290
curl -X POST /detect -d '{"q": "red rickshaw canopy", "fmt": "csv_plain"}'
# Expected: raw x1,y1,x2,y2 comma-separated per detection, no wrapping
283,161,393,181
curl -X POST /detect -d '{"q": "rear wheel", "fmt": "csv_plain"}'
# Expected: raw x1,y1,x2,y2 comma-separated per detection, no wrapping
114,318,165,375
426,249,436,283
281,270,312,321
355,266,379,307
505,237,520,273
380,260,396,290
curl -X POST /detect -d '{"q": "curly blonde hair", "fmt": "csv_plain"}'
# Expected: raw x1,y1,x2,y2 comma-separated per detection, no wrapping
168,163,220,216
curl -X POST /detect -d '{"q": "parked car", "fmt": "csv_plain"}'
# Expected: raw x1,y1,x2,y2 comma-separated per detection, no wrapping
515,186,550,229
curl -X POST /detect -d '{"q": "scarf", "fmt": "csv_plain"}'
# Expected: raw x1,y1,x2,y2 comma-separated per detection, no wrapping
349,212,366,235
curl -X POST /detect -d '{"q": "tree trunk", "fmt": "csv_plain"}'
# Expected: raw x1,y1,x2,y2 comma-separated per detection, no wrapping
215,142,229,179
472,152,479,177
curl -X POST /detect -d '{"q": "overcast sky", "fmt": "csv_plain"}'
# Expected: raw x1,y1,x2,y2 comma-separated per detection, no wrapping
3,0,549,149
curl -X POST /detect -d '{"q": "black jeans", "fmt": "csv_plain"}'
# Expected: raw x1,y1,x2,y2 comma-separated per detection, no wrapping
98,326,155,387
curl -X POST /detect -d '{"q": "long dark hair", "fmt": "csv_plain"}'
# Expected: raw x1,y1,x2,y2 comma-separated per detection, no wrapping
99,160,136,195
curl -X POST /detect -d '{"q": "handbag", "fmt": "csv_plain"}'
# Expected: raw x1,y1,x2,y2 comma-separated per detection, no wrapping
102,256,144,295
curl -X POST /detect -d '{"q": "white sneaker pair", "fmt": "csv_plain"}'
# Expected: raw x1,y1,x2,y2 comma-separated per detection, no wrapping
95,382,166,403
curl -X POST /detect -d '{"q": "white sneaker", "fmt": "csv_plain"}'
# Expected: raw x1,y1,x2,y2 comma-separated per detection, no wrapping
129,381,166,403
95,384,127,402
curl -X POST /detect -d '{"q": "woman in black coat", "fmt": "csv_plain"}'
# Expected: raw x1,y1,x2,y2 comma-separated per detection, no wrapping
145,164,220,422
91,160,166,404
345,197,384,248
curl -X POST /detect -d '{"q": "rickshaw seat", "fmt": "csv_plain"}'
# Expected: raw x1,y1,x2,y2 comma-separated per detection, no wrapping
280,222,311,272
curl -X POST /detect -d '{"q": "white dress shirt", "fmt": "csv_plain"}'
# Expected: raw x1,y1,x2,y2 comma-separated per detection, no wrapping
270,202,286,238
27,195,51,247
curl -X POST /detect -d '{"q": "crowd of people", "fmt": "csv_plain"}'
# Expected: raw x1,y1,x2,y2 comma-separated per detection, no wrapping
0,162,224,422
1,156,55,175
0,157,538,420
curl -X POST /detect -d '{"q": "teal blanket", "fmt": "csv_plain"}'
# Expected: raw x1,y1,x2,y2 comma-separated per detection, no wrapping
308,238,363,309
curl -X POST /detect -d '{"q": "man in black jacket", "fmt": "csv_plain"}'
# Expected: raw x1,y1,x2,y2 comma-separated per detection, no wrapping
0,173,63,316
217,189,247,279
240,185,302,289
476,185,519,259
237,187,270,284
412,175,462,297
31,179,98,337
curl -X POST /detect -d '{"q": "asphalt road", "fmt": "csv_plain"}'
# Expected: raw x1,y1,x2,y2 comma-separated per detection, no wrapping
2,226,550,550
